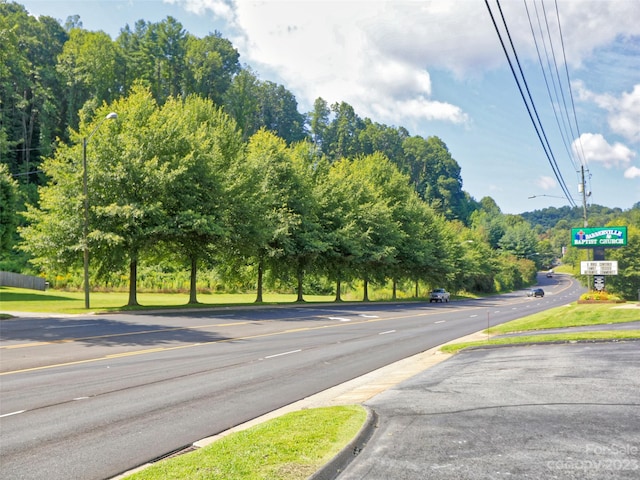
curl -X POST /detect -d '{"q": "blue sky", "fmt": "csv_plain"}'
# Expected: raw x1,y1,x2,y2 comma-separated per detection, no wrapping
18,0,640,214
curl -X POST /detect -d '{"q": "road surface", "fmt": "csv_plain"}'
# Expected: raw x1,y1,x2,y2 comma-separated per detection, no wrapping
0,274,581,479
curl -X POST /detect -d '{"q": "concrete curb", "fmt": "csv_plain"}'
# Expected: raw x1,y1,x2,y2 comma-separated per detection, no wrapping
308,406,379,480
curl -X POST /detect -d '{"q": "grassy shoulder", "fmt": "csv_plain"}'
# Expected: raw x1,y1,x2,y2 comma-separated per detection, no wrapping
0,286,462,315
488,302,639,333
123,405,367,480
0,287,337,314
441,302,640,354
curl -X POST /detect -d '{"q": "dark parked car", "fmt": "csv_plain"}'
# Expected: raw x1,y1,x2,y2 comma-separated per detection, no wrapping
527,288,545,297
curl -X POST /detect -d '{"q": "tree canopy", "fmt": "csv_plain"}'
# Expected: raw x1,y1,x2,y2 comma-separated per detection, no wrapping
5,1,639,301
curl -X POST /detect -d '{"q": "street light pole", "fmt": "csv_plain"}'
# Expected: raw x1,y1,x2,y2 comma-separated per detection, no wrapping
83,112,117,309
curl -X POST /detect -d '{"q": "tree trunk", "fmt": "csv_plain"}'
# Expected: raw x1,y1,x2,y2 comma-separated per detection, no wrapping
415,279,419,298
335,277,342,302
296,265,304,302
363,278,369,302
392,279,397,300
188,255,199,304
255,259,263,303
127,257,139,306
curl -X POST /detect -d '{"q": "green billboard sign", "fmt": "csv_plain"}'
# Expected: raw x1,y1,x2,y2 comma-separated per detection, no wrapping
571,226,627,248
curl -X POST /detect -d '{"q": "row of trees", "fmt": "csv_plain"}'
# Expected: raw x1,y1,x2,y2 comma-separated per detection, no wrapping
18,87,541,305
3,1,636,301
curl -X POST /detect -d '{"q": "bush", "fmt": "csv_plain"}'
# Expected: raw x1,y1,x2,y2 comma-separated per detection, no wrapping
578,291,624,303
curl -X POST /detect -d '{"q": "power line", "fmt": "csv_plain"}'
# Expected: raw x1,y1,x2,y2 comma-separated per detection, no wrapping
484,0,577,207
524,0,580,172
553,0,589,172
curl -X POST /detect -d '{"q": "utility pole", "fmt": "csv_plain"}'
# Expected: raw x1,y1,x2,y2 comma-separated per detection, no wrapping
579,165,588,228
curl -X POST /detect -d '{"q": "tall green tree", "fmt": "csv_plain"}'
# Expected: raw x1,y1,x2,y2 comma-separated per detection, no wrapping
57,29,120,129
0,2,67,195
605,222,640,300
223,69,260,141
498,221,539,259
256,81,306,144
329,153,405,300
228,129,304,302
308,97,330,150
21,86,188,306
280,140,327,301
183,32,240,105
324,102,364,160
154,16,187,100
116,20,152,95
401,135,473,223
156,95,243,303
358,119,408,164
0,163,19,256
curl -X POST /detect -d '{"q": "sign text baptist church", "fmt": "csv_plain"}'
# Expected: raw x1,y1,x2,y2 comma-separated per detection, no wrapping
571,226,627,248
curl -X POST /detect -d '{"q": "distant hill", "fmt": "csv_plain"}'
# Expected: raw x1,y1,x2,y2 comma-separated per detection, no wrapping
519,204,635,230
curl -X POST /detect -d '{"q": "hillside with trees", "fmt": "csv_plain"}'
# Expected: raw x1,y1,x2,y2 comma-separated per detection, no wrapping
2,1,638,301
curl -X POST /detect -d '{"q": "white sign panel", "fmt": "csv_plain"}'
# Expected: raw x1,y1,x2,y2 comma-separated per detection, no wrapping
580,261,618,275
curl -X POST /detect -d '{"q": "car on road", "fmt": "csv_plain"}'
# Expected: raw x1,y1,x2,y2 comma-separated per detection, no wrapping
527,288,545,297
430,288,450,303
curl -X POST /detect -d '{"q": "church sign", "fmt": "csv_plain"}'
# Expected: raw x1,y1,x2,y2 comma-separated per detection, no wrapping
571,226,627,248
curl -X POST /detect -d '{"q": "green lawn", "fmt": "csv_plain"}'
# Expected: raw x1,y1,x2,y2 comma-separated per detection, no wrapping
0,287,336,314
124,406,367,480
442,302,640,353
488,302,639,333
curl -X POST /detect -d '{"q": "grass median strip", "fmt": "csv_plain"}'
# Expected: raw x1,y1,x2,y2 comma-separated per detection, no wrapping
441,330,640,354
123,405,367,480
442,302,640,353
487,303,639,334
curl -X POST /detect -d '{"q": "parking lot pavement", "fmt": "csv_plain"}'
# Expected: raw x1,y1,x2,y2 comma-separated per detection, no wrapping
337,341,640,480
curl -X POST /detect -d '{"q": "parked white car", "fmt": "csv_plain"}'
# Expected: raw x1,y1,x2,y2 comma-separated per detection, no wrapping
429,288,450,303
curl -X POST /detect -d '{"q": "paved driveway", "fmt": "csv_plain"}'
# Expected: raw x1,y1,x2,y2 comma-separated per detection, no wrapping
338,341,640,479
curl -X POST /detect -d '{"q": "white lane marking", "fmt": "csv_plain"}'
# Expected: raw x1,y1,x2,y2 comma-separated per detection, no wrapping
379,330,396,335
360,314,379,318
434,320,446,324
73,397,89,401
470,314,478,318
329,317,351,322
46,324,93,329
265,349,302,359
0,410,26,418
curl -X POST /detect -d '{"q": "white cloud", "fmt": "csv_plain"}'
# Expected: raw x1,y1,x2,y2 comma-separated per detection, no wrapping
166,1,640,134
163,0,236,20
573,133,635,169
539,1,640,68
536,176,557,190
610,85,640,144
624,166,640,179
575,82,640,144
222,0,480,125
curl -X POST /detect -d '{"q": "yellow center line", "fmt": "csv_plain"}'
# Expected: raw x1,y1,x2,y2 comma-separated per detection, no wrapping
0,310,447,376
2,285,574,376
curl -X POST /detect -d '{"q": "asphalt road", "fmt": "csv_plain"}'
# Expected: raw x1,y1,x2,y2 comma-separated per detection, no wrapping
0,274,582,479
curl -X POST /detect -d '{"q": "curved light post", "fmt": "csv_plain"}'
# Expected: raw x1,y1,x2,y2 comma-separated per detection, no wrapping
83,112,117,309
